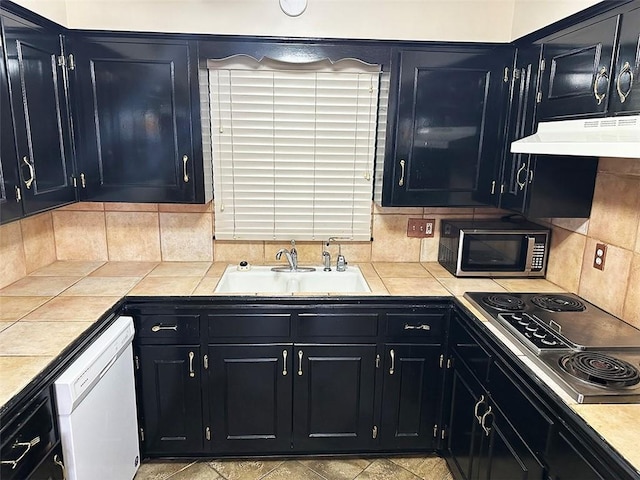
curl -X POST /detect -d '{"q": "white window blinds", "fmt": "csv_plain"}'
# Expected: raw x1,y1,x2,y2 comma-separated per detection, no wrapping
207,55,381,241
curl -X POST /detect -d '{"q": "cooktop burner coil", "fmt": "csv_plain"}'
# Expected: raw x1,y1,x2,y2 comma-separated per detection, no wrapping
482,294,525,311
559,352,640,388
531,294,586,312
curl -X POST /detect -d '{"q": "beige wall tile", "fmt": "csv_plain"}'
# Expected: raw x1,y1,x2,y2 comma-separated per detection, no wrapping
265,241,323,266
598,157,640,176
578,239,633,317
636,221,640,254
57,202,104,211
623,254,640,328
371,215,422,262
213,241,264,264
495,279,565,293
20,213,56,273
104,202,158,212
53,211,108,261
373,204,423,215
106,212,161,261
551,218,589,235
545,227,586,294
0,222,26,290
159,212,213,261
159,202,213,213
320,241,372,264
587,173,640,251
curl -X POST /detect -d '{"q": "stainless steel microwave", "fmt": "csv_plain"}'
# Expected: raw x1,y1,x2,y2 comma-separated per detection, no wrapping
438,219,550,277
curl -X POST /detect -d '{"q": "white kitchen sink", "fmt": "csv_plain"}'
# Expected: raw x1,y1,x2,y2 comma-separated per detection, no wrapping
214,265,371,294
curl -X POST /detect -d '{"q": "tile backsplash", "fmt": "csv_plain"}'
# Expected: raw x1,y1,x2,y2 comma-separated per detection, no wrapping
2,158,637,328
541,157,640,328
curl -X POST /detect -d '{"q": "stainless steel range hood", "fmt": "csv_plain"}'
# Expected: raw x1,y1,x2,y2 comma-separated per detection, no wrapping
510,114,640,158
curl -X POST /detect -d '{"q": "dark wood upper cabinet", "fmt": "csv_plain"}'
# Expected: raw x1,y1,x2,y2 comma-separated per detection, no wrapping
71,37,206,203
0,36,22,224
2,14,76,216
382,47,512,207
610,6,640,113
537,4,640,119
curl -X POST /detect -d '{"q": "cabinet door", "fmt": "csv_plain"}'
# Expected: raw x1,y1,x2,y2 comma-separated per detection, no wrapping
546,428,606,480
72,38,197,203
475,404,545,480
137,345,204,455
446,356,486,480
384,48,509,207
293,344,376,452
2,16,75,215
538,15,619,120
499,46,540,213
25,443,65,480
379,344,441,451
208,344,292,453
610,7,640,114
0,34,22,224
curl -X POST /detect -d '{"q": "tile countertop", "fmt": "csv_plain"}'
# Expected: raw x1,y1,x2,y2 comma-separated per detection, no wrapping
1,260,639,474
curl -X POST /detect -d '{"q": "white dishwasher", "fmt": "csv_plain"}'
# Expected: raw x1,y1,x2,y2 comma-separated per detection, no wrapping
54,315,140,480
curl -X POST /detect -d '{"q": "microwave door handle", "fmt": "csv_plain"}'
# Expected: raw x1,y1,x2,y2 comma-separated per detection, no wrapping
524,236,536,272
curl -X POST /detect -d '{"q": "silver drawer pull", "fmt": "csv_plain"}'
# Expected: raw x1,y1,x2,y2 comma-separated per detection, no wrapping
403,323,430,331
481,406,494,436
188,351,195,378
474,395,486,423
54,454,67,479
389,349,395,375
151,324,178,332
298,350,303,376
1,436,40,469
282,350,288,376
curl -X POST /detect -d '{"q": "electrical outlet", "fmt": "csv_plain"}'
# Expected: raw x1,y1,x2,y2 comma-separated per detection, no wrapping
424,218,435,237
407,218,435,238
593,243,607,270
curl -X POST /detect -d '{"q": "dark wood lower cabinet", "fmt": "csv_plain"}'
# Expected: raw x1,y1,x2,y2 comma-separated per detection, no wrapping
447,356,544,480
137,345,204,455
380,344,441,451
208,344,293,453
293,344,377,452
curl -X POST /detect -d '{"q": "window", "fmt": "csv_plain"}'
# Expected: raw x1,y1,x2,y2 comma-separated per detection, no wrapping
207,55,383,241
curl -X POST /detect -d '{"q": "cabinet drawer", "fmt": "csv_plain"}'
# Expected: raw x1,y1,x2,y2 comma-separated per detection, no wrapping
208,314,291,338
1,391,57,480
489,361,554,457
386,313,445,338
297,313,378,337
137,315,200,341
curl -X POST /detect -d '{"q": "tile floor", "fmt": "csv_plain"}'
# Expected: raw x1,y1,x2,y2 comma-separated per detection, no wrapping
134,456,454,480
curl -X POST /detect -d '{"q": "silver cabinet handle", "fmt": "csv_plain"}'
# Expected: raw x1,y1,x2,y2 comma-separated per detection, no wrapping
481,406,494,436
188,351,195,378
398,159,406,186
616,61,634,103
593,66,609,105
490,180,496,195
22,156,35,189
516,162,527,191
80,173,86,188
403,323,430,331
389,349,395,375
473,395,486,423
298,350,303,376
182,155,189,183
151,324,178,332
54,454,67,480
15,186,21,202
282,350,288,376
0,436,40,469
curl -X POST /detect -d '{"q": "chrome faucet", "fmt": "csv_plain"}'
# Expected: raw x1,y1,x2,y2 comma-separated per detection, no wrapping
275,240,298,271
323,237,349,272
